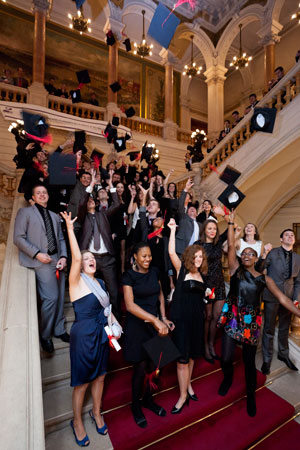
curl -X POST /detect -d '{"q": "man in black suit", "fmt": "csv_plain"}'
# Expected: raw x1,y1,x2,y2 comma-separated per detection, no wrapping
259,229,300,374
78,172,120,317
175,178,201,256
14,184,69,353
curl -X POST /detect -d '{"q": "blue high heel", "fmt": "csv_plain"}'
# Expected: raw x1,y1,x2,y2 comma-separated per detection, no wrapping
89,409,108,435
70,420,90,447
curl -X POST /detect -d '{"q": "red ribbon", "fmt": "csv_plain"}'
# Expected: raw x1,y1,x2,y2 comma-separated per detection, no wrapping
26,133,52,145
223,206,229,216
92,155,101,169
209,287,215,299
56,269,59,280
209,164,219,174
107,334,115,349
144,351,162,390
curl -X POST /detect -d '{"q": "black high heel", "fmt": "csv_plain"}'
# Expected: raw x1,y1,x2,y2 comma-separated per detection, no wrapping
171,396,189,414
204,355,215,364
187,391,198,401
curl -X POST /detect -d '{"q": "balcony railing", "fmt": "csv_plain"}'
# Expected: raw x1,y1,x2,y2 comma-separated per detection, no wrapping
0,82,27,103
120,115,164,138
48,95,106,121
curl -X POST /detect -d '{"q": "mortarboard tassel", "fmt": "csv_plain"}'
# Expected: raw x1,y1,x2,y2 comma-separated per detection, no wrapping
209,164,219,174
26,133,52,145
144,351,162,391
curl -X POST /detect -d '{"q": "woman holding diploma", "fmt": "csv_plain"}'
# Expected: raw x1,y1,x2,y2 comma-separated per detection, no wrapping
168,218,209,414
122,242,174,429
61,212,120,447
218,209,300,417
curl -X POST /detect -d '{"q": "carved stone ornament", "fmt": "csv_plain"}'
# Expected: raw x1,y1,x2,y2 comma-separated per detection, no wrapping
110,0,124,8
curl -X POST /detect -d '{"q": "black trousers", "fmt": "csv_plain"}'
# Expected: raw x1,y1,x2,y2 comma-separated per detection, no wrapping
93,253,120,318
222,333,257,394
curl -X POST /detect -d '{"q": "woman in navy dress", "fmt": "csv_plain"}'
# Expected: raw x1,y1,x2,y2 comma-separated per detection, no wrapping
61,212,120,447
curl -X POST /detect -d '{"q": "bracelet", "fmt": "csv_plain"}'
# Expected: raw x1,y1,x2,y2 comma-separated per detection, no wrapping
228,222,234,225
162,316,167,320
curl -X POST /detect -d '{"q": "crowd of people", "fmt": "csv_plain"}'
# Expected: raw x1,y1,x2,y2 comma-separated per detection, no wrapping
12,125,300,447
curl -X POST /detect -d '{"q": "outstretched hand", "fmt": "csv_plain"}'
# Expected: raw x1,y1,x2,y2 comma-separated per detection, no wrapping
167,218,177,231
184,177,194,192
60,211,77,230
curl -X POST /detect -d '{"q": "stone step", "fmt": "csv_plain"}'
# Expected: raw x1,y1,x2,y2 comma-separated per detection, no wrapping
45,413,113,450
255,350,289,382
268,370,300,413
42,350,71,388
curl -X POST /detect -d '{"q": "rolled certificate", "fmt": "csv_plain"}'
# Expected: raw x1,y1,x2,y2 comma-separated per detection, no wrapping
104,326,121,352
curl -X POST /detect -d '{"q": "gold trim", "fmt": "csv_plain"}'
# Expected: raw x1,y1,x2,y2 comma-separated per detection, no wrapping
247,411,300,450
138,383,271,450
108,365,132,374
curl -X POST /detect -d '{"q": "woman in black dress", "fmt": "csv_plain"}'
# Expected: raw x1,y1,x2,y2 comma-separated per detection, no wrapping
195,213,229,362
61,212,120,447
218,210,300,416
196,199,217,224
122,243,173,428
168,219,209,414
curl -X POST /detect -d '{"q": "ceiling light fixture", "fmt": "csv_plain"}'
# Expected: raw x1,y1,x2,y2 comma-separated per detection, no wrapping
67,6,91,35
182,35,202,78
133,10,153,59
291,3,300,23
230,24,252,70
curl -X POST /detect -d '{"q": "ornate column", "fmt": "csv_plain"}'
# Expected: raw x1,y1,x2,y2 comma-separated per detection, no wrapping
257,20,282,91
103,16,125,120
28,0,50,106
191,162,202,202
180,95,190,130
160,49,178,140
204,65,227,137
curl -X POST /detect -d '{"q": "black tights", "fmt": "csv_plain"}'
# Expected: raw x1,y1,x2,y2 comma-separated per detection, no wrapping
132,360,156,406
221,333,257,394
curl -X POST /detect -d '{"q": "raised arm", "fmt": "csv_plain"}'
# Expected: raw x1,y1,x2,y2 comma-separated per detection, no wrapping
163,169,174,197
60,211,81,286
266,276,300,317
167,218,181,275
227,210,239,274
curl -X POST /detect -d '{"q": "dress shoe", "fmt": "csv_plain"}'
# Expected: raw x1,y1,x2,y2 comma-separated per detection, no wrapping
40,338,54,353
171,396,189,414
187,391,198,401
261,362,270,375
142,397,166,416
204,355,215,365
131,402,147,428
277,355,298,371
54,332,70,343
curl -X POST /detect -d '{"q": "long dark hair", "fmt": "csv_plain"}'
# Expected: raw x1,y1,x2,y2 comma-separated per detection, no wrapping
167,182,177,199
199,219,220,245
242,223,260,241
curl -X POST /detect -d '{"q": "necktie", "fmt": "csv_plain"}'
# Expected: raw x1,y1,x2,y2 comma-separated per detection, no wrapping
93,215,100,251
284,250,291,279
42,208,56,254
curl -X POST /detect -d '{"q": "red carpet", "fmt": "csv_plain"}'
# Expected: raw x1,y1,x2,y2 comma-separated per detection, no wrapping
254,419,300,450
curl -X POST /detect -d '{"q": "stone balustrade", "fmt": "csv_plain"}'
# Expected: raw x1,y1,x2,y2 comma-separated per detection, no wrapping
120,115,164,138
0,82,27,103
177,128,193,144
48,95,106,121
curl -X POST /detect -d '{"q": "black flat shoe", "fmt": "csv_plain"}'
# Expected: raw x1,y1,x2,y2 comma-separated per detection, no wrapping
261,362,270,375
131,403,147,428
41,338,54,353
54,332,70,343
142,398,166,417
204,355,215,364
210,352,220,361
187,391,198,401
277,355,298,371
171,396,189,414
247,394,256,417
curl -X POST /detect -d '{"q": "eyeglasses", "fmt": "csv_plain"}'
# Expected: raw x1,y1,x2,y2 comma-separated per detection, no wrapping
241,252,256,257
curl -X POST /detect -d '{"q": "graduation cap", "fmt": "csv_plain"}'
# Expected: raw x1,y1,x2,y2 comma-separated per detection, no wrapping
148,3,180,49
113,133,131,152
22,110,52,144
219,165,241,185
106,30,116,46
104,122,118,143
73,130,87,154
141,141,153,163
90,149,104,167
48,152,77,186
125,106,135,118
250,107,277,134
112,115,120,127
143,335,180,370
109,81,121,93
218,184,245,210
123,38,131,52
127,151,141,161
70,89,81,104
76,69,91,85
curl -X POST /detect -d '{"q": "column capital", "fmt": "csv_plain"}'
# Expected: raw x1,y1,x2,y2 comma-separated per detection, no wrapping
103,17,125,41
159,49,178,66
32,0,50,14
204,65,227,84
257,20,282,46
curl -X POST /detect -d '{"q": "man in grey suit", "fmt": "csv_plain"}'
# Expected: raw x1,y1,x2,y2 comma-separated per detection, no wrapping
175,177,201,256
14,184,68,353
259,229,300,374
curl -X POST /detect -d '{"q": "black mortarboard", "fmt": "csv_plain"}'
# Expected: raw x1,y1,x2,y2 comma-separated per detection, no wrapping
148,3,180,49
106,30,116,46
104,122,118,143
71,89,81,104
90,149,104,167
219,165,241,185
156,170,165,179
143,335,180,369
218,184,245,210
250,107,277,133
73,130,87,154
123,38,131,52
76,69,91,85
141,141,153,163
127,151,141,161
114,136,127,152
112,116,120,126
48,152,77,186
22,110,49,142
109,81,121,93
125,106,135,118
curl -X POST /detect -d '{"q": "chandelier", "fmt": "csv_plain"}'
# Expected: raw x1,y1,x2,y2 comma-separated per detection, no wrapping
230,24,252,70
68,6,91,35
291,3,300,23
133,10,153,58
183,36,202,78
